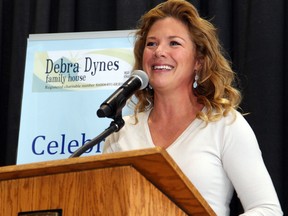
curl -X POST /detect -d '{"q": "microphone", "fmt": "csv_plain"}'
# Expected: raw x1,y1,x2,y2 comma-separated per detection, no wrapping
97,70,149,118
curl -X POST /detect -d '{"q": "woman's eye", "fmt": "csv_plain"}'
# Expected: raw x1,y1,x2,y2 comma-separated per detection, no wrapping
146,41,157,47
170,41,180,46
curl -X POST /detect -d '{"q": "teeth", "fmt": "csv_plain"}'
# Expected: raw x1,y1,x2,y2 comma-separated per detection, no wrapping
153,65,173,70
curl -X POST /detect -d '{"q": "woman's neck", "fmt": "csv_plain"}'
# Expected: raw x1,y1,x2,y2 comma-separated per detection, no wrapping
150,90,203,122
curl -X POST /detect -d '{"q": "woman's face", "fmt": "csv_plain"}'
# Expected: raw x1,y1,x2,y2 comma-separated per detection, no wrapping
143,17,201,93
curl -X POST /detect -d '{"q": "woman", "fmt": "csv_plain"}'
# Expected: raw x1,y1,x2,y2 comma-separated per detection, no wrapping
103,0,283,215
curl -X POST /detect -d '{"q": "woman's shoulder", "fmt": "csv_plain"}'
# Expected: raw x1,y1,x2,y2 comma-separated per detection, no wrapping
206,109,253,135
215,109,256,140
217,109,248,125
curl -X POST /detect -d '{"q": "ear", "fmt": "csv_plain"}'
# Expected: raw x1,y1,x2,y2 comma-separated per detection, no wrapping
194,56,203,71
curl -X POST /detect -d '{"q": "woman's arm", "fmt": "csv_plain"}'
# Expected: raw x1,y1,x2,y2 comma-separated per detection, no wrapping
222,114,283,215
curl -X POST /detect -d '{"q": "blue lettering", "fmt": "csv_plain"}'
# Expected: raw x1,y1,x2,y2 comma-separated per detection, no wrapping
47,141,58,155
32,135,45,155
31,133,102,156
68,139,80,154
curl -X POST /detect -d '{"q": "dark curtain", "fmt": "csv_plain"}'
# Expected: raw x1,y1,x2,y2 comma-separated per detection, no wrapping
0,0,287,215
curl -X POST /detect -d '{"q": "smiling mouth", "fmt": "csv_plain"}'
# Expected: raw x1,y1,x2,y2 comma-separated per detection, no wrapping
152,65,174,70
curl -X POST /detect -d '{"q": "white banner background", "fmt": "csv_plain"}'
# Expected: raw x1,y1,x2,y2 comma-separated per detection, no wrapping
17,30,135,164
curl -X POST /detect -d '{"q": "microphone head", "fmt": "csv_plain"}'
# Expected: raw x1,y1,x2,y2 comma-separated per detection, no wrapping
131,70,149,90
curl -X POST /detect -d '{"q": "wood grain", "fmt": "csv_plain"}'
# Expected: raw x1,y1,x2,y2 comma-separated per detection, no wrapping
0,147,215,215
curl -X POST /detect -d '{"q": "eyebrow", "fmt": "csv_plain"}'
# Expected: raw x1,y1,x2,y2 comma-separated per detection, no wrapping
146,35,186,41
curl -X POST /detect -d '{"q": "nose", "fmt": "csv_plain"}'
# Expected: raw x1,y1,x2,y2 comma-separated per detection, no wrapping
154,45,166,58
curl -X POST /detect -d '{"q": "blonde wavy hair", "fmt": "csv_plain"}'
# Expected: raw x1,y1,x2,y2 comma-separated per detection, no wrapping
131,0,242,122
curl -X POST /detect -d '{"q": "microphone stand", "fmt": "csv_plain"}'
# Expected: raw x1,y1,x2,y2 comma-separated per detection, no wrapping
69,114,124,158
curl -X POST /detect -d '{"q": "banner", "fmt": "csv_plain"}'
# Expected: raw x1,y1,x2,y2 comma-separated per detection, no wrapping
17,30,135,164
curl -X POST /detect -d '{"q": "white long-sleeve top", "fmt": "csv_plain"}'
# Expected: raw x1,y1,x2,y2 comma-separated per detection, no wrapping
103,109,283,215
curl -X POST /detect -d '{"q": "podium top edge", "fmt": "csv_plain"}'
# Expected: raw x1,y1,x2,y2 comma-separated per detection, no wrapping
0,147,168,177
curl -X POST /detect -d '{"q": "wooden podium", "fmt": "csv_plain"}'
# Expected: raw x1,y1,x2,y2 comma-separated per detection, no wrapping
0,147,215,215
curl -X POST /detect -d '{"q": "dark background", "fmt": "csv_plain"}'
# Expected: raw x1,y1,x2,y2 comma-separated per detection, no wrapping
0,0,287,215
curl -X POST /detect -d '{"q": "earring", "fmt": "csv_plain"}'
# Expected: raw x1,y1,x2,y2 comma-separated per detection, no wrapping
148,83,153,90
146,83,154,94
145,84,153,106
193,74,199,89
